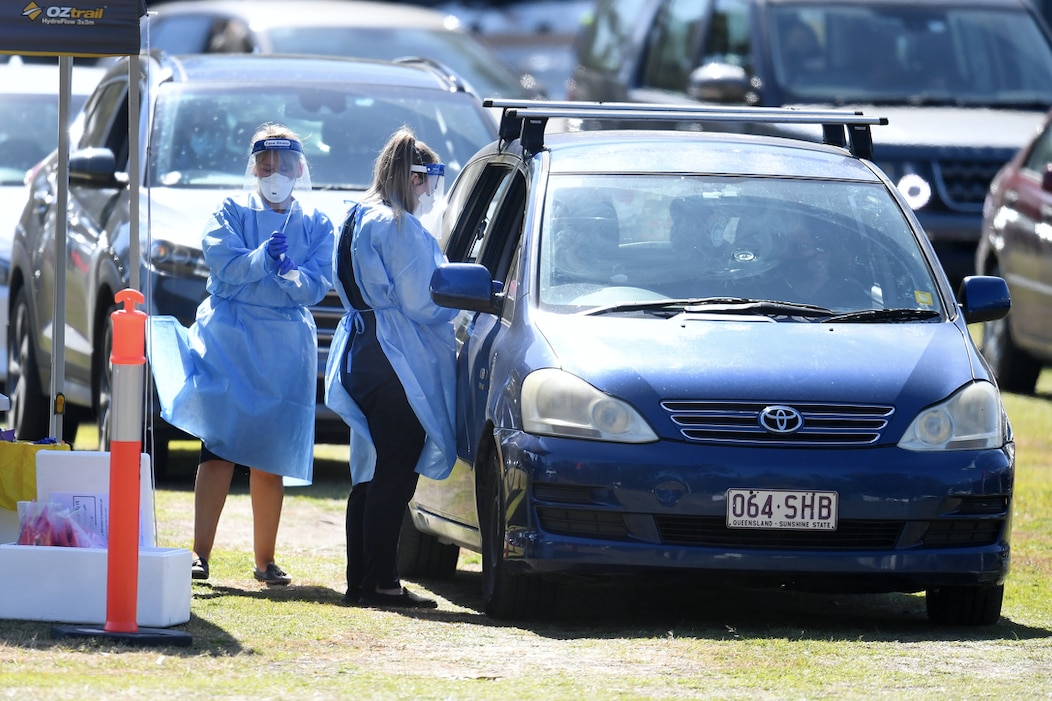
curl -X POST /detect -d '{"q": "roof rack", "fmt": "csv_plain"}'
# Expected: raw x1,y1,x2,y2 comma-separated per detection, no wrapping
482,99,889,160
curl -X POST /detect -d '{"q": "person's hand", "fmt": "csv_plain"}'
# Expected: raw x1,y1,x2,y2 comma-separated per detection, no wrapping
277,256,298,276
266,232,288,260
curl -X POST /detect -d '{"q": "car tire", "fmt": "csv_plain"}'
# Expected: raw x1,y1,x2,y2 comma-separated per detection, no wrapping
981,311,1041,394
925,584,1003,626
478,445,557,620
95,303,170,476
397,507,460,580
8,287,50,441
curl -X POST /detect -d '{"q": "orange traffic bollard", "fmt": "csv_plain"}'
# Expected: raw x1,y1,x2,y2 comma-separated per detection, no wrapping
104,288,147,634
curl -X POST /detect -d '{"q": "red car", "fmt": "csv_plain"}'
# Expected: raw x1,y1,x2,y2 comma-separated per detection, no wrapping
976,109,1052,394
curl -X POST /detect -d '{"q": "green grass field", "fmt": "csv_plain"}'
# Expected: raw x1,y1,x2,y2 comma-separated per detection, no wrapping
1,373,1050,699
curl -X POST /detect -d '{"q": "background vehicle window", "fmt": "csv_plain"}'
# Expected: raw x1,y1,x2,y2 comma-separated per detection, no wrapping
77,80,126,152
1023,122,1052,173
641,0,709,91
699,0,752,70
576,0,652,73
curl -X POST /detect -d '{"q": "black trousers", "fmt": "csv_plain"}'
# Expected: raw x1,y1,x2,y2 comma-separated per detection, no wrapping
342,332,426,593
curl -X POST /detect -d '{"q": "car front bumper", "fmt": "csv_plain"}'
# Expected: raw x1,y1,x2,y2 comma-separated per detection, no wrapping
495,429,1013,592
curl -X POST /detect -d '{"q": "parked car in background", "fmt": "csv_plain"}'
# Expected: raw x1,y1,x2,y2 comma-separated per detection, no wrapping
976,107,1052,394
435,0,594,98
0,58,104,395
9,52,496,470
143,0,542,101
399,99,1015,626
569,0,1052,288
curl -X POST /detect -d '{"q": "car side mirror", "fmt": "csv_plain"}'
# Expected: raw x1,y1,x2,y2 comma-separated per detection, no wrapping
1042,164,1052,193
69,147,125,188
686,62,751,104
958,275,1011,324
430,262,504,315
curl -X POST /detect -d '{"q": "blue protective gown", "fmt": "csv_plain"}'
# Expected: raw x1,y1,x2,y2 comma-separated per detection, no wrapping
147,192,334,485
324,202,457,485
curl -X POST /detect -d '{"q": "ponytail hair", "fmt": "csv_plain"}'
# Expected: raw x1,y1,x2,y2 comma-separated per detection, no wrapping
364,125,439,220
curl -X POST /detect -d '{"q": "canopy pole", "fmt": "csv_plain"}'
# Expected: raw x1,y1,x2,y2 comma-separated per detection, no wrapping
50,56,72,442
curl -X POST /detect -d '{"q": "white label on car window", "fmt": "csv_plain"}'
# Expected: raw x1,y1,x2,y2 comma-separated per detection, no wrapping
726,489,838,530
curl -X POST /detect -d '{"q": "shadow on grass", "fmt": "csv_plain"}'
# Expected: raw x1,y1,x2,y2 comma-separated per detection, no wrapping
399,569,1052,644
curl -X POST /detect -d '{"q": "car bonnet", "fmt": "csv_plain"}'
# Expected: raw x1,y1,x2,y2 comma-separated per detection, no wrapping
531,311,979,409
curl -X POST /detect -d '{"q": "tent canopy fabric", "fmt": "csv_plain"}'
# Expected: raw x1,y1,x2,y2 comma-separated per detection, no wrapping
1,1,145,58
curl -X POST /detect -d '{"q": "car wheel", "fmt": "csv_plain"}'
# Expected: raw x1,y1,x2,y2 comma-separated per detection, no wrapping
95,305,115,451
8,287,50,440
925,584,1003,626
981,311,1041,394
397,508,460,580
478,445,556,620
95,304,170,477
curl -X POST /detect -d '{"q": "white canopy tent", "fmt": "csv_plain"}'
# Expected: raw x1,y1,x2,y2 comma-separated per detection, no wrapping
0,1,146,439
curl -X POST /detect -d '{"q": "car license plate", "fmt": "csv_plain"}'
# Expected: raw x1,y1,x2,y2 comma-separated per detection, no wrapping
726,489,838,530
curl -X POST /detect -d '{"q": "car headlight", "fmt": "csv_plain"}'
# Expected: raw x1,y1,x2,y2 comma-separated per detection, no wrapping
874,160,932,210
521,368,658,443
899,381,1005,451
146,239,210,278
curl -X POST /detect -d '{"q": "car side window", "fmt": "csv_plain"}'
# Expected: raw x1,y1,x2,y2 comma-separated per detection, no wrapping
577,0,653,73
640,0,709,91
1023,122,1052,174
698,0,753,72
445,162,521,265
77,80,126,152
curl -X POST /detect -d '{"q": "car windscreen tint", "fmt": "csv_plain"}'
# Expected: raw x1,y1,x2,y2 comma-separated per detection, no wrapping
770,5,1052,106
148,84,495,190
538,174,942,316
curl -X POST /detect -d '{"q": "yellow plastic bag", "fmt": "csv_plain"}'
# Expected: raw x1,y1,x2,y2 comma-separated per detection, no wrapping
0,441,71,511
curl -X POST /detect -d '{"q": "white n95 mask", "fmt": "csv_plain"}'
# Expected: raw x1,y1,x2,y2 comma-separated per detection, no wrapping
259,173,295,204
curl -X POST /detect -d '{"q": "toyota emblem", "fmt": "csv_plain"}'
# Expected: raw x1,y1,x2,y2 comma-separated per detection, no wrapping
759,405,803,434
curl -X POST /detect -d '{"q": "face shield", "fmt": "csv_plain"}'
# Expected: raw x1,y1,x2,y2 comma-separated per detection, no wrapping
411,162,447,236
244,137,313,207
411,162,445,200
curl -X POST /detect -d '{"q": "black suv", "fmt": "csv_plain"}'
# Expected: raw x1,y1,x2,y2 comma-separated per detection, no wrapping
9,52,496,470
569,0,1052,287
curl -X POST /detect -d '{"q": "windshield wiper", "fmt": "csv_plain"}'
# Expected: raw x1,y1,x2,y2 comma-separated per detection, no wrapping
581,297,834,318
821,308,940,323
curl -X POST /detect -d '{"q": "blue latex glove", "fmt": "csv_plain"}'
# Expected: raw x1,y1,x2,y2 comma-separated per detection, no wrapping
266,231,288,260
277,256,298,276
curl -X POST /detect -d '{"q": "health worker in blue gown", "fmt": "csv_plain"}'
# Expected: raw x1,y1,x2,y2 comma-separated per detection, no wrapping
325,126,456,609
147,123,334,586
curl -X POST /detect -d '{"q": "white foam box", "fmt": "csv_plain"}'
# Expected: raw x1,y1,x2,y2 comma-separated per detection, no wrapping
0,450,191,627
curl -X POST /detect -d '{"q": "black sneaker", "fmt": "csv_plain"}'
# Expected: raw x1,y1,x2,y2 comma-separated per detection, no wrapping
358,587,437,609
191,557,209,580
253,563,292,586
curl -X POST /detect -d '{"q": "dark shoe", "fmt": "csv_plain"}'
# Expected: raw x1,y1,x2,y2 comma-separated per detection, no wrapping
253,563,292,586
358,587,437,609
341,585,361,605
191,557,209,580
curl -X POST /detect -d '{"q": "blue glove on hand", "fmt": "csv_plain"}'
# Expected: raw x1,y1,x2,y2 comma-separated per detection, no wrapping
277,256,298,276
266,231,288,260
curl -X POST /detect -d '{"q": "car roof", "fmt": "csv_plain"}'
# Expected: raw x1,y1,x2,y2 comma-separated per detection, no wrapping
538,130,884,181
0,59,105,96
150,0,462,30
132,52,471,93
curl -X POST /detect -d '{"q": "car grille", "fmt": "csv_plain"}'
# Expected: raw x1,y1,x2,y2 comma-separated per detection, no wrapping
933,153,1008,211
661,401,894,446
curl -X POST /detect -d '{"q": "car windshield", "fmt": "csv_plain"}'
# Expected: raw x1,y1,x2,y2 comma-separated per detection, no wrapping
148,83,495,190
538,174,943,318
770,4,1052,107
265,27,532,99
